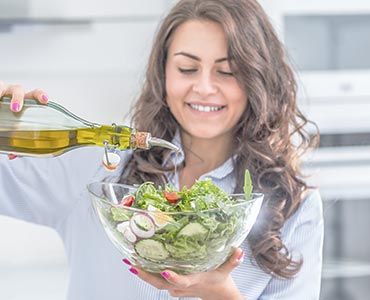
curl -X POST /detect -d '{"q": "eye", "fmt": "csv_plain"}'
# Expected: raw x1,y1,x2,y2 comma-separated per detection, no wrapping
178,68,197,74
218,70,234,77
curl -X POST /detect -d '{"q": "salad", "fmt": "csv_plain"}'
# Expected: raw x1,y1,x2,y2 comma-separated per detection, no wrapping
106,170,255,270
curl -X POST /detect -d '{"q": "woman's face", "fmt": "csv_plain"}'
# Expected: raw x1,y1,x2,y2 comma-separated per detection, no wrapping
165,20,247,141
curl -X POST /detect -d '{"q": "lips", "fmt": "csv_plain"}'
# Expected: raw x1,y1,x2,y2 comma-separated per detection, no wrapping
188,103,225,112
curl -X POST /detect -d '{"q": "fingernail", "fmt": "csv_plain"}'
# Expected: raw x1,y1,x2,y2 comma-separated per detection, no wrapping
122,258,131,266
237,251,244,263
161,271,170,279
41,94,49,103
8,154,18,160
129,267,138,275
11,102,20,112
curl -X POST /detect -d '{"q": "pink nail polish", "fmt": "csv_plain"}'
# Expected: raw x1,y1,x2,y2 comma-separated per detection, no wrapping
11,102,20,112
122,258,131,266
41,94,49,103
237,251,244,263
129,267,138,275
161,271,170,279
8,154,18,160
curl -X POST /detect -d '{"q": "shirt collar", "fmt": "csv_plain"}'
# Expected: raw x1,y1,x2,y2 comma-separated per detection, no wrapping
168,130,234,180
199,156,234,180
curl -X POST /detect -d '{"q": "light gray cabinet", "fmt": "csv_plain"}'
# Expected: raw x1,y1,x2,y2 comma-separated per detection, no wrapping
281,6,370,300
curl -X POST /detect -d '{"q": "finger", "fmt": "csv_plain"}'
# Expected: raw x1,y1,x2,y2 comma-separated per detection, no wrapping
4,84,25,112
8,154,19,160
0,80,6,97
216,247,244,274
130,267,170,290
24,88,49,104
160,270,192,289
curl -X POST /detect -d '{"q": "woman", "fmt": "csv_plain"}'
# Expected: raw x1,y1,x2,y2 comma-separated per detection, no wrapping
0,0,323,299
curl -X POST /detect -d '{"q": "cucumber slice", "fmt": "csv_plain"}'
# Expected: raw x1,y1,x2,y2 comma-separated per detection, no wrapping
178,222,208,238
111,207,131,222
134,239,170,261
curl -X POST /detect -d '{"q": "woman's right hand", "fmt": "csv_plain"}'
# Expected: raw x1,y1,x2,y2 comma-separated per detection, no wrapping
0,80,49,112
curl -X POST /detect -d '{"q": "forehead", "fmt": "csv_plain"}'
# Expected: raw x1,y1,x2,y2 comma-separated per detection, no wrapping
168,20,228,58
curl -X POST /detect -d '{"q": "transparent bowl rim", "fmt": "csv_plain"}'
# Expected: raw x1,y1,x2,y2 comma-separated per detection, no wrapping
87,181,264,215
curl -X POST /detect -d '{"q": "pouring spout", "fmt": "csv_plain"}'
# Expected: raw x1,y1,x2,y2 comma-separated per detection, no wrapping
148,137,180,153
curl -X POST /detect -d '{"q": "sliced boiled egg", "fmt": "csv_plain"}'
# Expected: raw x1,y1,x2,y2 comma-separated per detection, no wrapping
147,205,174,227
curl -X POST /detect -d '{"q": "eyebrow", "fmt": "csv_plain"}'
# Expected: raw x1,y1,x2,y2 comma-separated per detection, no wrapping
174,51,229,63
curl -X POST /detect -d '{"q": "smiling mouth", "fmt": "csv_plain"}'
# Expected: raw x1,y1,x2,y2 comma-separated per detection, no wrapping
189,104,225,112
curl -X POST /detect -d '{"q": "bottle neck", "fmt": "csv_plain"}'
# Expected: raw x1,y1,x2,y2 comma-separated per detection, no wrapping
80,124,147,150
87,124,180,152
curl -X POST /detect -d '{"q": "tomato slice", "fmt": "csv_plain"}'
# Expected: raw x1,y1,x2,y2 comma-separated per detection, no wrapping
163,191,181,203
119,195,134,207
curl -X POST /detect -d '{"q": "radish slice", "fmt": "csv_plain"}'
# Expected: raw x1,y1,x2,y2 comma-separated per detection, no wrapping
117,221,137,243
116,221,129,234
130,213,155,238
123,227,137,243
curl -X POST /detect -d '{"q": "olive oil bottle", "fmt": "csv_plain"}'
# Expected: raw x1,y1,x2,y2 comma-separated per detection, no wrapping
0,97,179,157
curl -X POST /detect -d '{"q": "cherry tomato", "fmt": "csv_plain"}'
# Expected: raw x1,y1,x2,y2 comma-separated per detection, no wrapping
163,190,180,203
119,195,134,207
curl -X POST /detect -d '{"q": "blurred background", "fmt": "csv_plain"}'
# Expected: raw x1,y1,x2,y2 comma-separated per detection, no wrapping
0,0,369,299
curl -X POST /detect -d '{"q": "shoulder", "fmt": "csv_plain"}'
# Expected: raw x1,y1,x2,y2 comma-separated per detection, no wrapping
282,188,323,243
292,188,322,224
297,188,323,224
295,189,322,219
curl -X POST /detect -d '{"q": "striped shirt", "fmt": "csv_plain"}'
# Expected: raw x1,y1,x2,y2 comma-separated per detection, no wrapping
0,143,323,300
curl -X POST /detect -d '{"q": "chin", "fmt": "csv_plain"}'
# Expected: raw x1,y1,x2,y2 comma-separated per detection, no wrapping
183,126,227,141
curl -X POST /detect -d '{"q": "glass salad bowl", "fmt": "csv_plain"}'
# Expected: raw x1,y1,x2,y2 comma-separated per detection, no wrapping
87,181,264,274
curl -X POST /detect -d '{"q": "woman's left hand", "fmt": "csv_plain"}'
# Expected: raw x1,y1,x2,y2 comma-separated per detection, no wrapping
124,248,245,300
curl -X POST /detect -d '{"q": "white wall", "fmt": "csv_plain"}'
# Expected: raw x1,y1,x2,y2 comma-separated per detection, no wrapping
0,1,171,125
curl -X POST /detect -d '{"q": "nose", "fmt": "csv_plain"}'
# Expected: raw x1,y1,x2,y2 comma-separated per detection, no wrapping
192,71,218,96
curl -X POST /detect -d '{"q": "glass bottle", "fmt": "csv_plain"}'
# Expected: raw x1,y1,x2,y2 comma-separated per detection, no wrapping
0,97,179,158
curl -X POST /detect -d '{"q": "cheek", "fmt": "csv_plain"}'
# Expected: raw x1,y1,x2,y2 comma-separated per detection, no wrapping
166,67,178,99
228,87,247,126
166,72,190,105
228,83,247,110
165,73,176,111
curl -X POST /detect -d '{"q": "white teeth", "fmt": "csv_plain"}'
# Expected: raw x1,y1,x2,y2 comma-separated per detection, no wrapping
190,104,223,112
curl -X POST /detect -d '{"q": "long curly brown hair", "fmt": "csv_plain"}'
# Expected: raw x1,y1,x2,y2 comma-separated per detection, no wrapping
120,0,319,278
